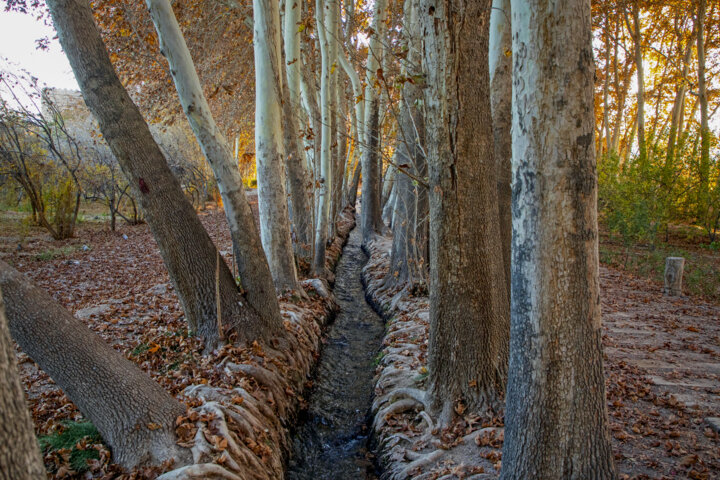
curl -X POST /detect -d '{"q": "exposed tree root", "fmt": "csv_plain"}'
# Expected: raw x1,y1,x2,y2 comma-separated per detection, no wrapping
362,236,504,479
155,209,355,480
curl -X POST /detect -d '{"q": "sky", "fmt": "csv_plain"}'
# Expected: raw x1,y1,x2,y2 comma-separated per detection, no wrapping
0,9,78,92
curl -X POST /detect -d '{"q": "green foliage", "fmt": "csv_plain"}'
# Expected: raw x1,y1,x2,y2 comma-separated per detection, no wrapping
38,421,102,473
598,152,663,246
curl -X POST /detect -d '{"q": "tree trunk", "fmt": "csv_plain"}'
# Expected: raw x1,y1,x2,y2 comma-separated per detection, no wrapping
0,286,46,480
388,0,426,289
500,0,616,476
664,32,693,186
361,0,388,246
625,3,646,165
0,261,190,470
46,0,282,348
663,257,685,296
283,0,313,261
489,0,512,296
312,0,338,274
145,0,287,306
420,0,510,424
697,0,710,223
347,158,361,207
253,0,303,291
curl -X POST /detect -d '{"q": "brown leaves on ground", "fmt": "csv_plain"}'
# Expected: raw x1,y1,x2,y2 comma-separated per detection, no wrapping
1,204,354,479
363,235,720,480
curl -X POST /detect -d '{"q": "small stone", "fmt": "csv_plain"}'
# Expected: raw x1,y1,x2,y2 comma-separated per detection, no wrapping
706,417,720,433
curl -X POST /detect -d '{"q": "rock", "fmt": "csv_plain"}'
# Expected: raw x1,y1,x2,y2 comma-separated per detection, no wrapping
148,283,168,296
75,304,111,320
302,278,330,298
706,417,720,433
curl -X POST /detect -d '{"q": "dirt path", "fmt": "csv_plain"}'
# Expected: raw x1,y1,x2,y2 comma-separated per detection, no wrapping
600,266,720,479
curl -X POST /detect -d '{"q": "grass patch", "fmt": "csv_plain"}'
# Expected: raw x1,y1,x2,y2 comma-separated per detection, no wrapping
373,350,385,366
34,245,81,261
130,342,150,356
600,242,720,300
38,421,102,473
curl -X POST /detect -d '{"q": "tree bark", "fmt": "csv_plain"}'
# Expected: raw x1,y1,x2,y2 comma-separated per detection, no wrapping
253,0,303,291
145,0,287,307
500,0,616,476
0,286,46,480
420,0,510,423
0,261,190,470
45,0,283,348
489,0,512,295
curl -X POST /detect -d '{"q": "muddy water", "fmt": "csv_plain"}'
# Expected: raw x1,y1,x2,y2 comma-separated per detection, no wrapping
286,224,384,479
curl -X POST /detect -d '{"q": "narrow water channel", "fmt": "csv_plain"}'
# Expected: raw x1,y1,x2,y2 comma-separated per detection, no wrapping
286,224,385,479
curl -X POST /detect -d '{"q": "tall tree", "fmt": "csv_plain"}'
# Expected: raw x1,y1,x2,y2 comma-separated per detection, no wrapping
282,0,314,261
45,0,283,348
697,0,710,223
625,1,647,165
144,0,289,299
361,0,388,245
0,261,190,469
312,0,339,273
0,286,46,480
500,0,616,475
489,0,513,291
420,0,510,424
388,0,427,289
253,0,303,291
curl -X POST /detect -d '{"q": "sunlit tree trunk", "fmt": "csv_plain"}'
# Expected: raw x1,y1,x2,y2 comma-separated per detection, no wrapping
0,287,46,480
421,0,510,425
145,0,288,306
253,0,303,291
47,0,283,349
361,0,388,245
0,262,190,470
500,0,615,476
697,0,710,225
625,3,646,165
664,33,693,182
489,0,512,293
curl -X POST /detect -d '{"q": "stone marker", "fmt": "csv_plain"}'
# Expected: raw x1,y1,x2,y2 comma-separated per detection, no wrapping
663,257,685,296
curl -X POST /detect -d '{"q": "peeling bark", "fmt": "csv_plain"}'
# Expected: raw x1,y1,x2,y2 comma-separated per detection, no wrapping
501,0,616,476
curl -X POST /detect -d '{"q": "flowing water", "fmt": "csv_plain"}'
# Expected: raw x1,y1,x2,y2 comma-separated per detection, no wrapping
286,224,385,479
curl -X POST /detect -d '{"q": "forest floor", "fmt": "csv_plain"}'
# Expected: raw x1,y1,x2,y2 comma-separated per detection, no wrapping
0,204,718,479
363,236,719,480
0,193,353,479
